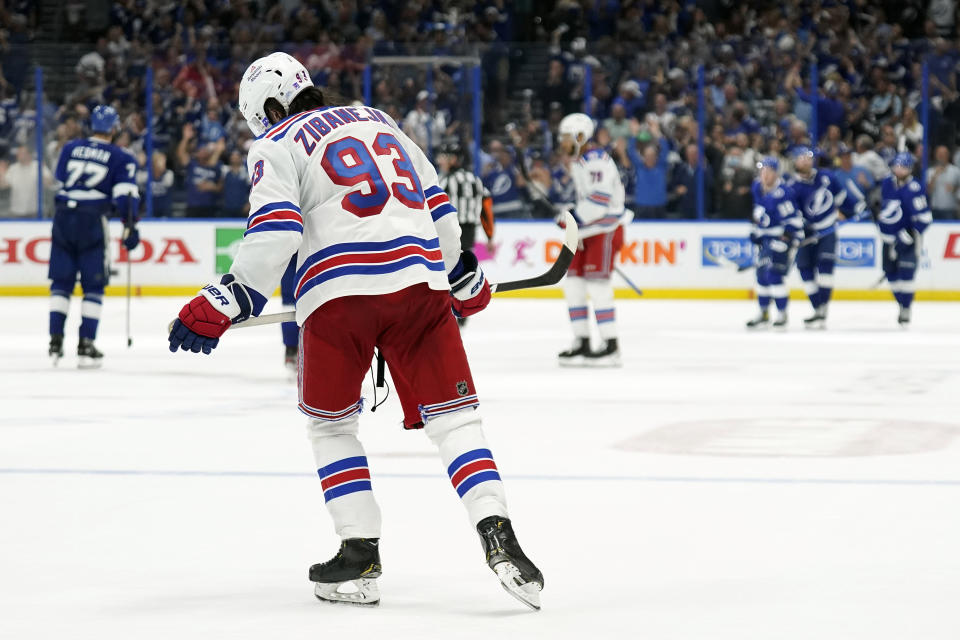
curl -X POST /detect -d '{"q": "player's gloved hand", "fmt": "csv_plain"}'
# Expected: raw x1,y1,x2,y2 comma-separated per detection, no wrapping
449,250,491,318
122,225,140,251
749,230,761,246
553,210,568,229
769,238,789,253
168,275,256,354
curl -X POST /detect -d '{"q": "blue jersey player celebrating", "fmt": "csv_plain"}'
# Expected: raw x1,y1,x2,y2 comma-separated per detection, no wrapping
786,146,866,329
878,153,933,327
48,105,141,367
746,157,803,330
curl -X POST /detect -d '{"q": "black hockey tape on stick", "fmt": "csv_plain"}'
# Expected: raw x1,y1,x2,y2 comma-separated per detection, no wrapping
169,211,581,332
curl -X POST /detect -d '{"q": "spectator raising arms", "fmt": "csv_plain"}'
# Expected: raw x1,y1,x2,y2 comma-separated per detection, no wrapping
625,117,669,218
176,123,224,218
0,145,55,218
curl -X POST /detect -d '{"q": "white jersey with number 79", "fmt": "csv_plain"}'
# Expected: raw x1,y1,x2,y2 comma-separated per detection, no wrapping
229,105,462,324
568,148,627,239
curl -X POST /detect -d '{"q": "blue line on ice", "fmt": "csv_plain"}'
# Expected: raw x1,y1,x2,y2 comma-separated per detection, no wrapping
0,467,958,486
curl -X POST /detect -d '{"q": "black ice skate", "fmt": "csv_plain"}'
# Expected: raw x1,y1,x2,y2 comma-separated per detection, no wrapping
803,305,826,330
77,338,103,369
49,334,63,366
309,538,382,606
558,337,590,367
745,309,770,330
476,515,543,610
772,312,788,330
898,305,911,328
584,338,622,367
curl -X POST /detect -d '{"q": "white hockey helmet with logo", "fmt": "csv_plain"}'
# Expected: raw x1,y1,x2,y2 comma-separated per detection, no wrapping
239,52,313,136
557,112,595,152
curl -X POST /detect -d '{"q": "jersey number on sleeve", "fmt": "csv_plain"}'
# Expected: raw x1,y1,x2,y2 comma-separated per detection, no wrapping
320,134,425,217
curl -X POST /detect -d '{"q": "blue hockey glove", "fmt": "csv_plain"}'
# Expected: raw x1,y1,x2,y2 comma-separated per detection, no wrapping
123,225,140,251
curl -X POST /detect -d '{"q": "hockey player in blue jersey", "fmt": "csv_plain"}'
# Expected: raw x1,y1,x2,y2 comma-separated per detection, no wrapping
279,256,298,375
746,157,803,330
48,105,141,367
786,146,866,329
878,153,933,327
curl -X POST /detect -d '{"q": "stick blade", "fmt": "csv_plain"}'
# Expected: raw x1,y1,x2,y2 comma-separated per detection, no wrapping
493,215,579,293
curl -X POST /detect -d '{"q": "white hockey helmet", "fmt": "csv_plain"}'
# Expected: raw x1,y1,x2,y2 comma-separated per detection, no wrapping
558,112,595,151
239,52,313,136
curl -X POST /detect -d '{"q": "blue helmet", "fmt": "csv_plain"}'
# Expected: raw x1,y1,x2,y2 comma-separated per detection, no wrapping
790,145,815,159
891,152,915,169
90,105,119,134
757,156,779,171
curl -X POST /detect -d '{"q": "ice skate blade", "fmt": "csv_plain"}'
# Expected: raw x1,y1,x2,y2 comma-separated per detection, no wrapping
803,321,825,330
50,355,61,367
745,324,769,331
494,562,541,611
77,356,102,370
584,354,622,368
558,356,586,368
313,578,380,606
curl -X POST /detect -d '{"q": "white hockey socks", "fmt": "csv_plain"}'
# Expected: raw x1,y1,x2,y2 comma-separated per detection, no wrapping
306,414,382,539
424,408,508,526
563,276,589,338
585,278,618,341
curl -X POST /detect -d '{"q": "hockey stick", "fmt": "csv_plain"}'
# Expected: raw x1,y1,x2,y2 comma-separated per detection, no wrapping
728,212,871,273
124,201,134,347
168,211,580,332
714,253,755,273
798,211,871,247
614,266,643,296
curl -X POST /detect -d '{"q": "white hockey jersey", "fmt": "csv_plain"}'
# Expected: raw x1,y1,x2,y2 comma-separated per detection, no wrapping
567,147,627,239
228,105,461,324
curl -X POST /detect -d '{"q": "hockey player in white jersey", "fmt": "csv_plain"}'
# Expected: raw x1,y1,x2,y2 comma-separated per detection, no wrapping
555,113,629,367
166,53,542,609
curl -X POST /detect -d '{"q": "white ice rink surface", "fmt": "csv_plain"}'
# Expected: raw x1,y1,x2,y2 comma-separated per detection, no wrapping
2,296,959,640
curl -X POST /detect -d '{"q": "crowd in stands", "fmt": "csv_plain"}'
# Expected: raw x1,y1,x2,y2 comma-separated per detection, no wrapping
487,0,960,220
0,1,959,221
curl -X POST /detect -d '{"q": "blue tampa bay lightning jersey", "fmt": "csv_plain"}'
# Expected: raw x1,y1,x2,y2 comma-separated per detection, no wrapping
877,176,933,244
786,169,865,232
482,163,524,217
751,179,803,240
54,137,140,216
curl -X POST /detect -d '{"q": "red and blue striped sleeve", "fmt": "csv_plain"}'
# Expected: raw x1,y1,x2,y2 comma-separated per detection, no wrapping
245,200,304,236
227,139,304,312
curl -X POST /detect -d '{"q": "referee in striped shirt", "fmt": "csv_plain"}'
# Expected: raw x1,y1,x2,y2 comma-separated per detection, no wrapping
437,142,495,254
